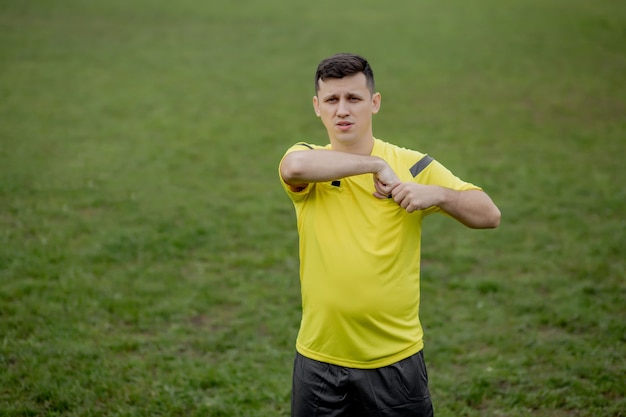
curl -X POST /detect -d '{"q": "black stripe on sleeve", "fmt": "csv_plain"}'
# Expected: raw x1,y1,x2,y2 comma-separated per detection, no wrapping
409,155,434,177
295,142,314,150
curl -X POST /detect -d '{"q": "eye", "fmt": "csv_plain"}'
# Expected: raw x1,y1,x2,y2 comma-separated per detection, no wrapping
326,97,338,103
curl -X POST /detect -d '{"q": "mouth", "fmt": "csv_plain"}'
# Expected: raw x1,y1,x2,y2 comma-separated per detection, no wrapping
336,121,354,131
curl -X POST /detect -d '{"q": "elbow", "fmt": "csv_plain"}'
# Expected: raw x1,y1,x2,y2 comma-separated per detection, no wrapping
457,190,501,229
280,151,308,184
489,207,501,228
465,204,501,229
476,191,501,229
482,206,501,229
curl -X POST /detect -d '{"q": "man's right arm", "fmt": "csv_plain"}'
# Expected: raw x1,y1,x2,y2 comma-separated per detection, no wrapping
280,149,400,194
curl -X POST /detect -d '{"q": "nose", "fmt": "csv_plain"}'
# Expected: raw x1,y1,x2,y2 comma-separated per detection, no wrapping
337,98,349,116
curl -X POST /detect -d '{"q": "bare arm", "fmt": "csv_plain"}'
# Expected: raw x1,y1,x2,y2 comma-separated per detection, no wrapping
390,183,501,229
280,149,401,194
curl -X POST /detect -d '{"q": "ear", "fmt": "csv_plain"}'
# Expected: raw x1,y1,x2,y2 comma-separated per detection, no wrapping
371,92,381,115
313,96,320,117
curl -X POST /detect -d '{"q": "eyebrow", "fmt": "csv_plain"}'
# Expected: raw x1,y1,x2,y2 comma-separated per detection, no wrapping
322,92,364,101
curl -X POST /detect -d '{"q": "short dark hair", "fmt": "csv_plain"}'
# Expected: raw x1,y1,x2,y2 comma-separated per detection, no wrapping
315,53,375,94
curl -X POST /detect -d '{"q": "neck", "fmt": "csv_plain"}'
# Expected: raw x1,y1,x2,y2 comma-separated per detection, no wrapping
330,135,375,155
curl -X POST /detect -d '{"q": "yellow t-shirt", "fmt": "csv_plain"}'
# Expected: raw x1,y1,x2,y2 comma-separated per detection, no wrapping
279,138,481,369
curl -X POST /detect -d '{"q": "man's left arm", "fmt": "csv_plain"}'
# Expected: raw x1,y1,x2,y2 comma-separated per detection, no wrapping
436,187,500,229
389,183,501,229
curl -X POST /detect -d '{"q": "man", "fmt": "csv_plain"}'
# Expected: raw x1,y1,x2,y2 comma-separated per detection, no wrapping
279,53,501,417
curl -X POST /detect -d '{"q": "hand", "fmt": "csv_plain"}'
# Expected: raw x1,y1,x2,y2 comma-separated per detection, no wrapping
390,183,443,213
372,163,401,199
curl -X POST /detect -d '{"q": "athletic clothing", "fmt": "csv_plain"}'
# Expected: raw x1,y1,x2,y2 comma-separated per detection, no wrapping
279,138,481,369
291,350,434,417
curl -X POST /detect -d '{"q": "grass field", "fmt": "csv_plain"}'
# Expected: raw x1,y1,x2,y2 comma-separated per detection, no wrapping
1,0,625,416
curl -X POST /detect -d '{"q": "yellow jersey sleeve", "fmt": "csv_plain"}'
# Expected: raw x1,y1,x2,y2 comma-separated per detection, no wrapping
278,142,324,201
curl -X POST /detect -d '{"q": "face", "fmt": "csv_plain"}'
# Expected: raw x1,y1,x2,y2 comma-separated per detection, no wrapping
313,72,381,153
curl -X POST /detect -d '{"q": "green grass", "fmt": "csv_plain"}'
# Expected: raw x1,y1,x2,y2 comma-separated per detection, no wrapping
1,0,625,415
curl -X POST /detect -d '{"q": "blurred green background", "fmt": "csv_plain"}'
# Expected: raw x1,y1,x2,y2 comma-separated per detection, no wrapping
1,0,624,415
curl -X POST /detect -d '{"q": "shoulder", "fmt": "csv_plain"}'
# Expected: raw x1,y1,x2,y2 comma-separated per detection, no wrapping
374,138,426,159
280,141,328,165
280,141,327,164
374,138,433,176
285,141,328,154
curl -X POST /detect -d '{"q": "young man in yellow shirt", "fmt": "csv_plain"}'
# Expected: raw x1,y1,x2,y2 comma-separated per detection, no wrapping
279,53,501,417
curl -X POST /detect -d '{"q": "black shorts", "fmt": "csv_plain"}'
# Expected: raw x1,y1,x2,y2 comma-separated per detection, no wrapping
291,350,434,417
